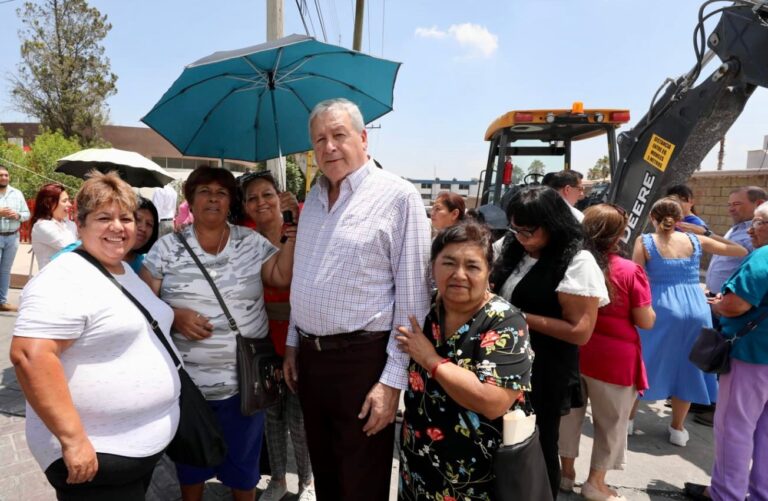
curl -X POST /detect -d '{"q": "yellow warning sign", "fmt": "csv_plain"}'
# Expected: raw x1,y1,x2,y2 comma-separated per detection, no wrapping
643,134,676,172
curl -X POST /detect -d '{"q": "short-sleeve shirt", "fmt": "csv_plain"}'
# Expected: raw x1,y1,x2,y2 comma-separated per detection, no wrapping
580,254,652,389
721,245,768,365
400,295,533,500
13,253,180,470
143,223,278,399
499,250,610,307
31,219,78,269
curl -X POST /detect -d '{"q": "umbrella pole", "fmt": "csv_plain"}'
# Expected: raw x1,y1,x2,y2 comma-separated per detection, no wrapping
268,87,287,191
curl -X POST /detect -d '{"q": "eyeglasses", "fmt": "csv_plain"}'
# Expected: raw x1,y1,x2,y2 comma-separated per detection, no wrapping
509,225,539,239
752,218,766,228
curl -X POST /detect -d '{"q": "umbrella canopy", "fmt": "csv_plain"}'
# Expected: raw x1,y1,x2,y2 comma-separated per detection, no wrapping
56,148,174,188
141,34,401,163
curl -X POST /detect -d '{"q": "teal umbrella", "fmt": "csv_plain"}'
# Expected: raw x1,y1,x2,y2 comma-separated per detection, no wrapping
142,34,401,162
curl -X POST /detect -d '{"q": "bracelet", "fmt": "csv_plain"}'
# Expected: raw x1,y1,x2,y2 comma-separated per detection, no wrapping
429,358,451,378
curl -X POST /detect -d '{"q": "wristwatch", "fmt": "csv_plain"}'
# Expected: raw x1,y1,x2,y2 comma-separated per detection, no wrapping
703,228,712,237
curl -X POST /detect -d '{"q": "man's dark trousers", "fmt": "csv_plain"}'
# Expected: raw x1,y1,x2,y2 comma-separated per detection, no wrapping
298,335,394,501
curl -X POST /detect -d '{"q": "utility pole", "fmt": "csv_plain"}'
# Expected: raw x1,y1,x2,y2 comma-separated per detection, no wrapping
266,0,286,189
717,137,725,171
353,0,365,51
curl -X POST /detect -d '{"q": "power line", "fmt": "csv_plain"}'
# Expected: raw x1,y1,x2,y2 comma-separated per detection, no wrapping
381,0,386,56
294,0,311,36
325,0,341,46
312,0,328,42
0,155,80,192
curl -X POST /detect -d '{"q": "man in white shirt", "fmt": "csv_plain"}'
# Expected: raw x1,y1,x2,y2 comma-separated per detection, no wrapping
544,170,586,222
0,167,30,311
283,98,431,501
152,183,177,237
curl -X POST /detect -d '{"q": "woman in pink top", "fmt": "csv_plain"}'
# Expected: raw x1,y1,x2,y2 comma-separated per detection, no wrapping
558,204,656,501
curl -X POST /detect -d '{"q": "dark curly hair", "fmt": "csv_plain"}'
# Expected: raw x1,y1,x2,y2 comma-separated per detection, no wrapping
491,186,583,291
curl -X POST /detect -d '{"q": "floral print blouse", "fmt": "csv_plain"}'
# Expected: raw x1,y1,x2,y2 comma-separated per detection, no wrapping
399,295,533,501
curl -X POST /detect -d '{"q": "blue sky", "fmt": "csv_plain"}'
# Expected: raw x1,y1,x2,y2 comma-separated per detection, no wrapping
1,0,767,180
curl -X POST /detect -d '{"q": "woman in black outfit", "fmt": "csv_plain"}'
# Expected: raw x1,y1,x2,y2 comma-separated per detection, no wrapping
491,186,609,499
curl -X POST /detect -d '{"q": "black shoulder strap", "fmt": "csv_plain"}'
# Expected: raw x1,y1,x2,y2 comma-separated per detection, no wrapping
734,306,768,339
175,231,240,333
73,248,182,370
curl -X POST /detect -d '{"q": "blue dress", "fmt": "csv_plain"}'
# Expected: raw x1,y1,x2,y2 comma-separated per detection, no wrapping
638,233,718,404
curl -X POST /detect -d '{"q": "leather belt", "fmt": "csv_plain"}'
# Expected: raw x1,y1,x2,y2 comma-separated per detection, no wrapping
160,218,174,221
0,231,18,236
298,328,389,352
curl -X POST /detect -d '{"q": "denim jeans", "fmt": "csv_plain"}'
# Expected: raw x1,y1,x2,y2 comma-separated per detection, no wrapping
0,234,19,304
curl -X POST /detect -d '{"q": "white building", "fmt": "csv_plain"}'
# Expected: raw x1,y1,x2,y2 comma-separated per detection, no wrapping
407,177,480,210
746,135,768,170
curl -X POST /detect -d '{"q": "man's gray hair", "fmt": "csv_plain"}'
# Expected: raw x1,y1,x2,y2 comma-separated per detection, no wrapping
308,98,365,134
731,185,768,203
756,200,768,219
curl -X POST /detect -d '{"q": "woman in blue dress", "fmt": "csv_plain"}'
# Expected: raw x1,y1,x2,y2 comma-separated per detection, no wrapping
631,197,746,447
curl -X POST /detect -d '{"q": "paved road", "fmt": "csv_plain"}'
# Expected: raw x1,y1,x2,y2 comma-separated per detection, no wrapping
0,287,714,500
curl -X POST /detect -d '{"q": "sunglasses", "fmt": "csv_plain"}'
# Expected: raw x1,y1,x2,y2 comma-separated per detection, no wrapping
240,171,278,191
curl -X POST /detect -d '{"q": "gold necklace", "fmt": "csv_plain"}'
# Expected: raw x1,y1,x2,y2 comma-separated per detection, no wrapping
193,225,228,278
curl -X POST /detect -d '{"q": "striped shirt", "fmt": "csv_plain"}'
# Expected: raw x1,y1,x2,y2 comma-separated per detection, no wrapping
0,186,30,233
287,159,431,390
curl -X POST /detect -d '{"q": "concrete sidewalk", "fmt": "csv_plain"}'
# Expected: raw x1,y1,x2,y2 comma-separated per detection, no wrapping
0,283,714,500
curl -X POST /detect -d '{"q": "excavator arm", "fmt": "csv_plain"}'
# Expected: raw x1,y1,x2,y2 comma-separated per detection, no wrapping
609,1,768,245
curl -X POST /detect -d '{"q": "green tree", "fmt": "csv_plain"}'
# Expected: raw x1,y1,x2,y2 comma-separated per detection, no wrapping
587,155,610,180
511,164,524,184
0,129,83,199
527,159,545,176
285,155,306,201
10,0,118,144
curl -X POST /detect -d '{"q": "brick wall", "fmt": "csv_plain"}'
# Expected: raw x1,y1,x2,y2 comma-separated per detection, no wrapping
688,170,768,235
688,170,768,269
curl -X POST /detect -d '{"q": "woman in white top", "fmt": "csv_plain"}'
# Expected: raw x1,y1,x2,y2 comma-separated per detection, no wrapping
491,186,609,499
10,171,180,501
31,182,78,269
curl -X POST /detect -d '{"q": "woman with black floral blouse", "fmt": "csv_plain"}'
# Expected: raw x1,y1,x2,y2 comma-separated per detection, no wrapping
396,222,534,501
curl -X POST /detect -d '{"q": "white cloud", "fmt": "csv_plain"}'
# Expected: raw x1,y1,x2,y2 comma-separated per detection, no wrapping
414,26,447,39
447,23,498,58
415,23,498,59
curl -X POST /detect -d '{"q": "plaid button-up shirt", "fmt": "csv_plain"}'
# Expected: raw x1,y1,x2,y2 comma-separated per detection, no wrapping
0,185,30,233
287,160,431,390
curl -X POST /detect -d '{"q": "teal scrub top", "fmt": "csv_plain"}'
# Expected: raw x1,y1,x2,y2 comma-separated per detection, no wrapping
721,245,768,365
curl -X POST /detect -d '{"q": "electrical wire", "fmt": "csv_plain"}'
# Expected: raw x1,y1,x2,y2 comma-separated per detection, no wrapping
313,0,328,42
381,0,386,56
325,0,341,46
296,0,309,36
0,155,80,192
294,0,311,36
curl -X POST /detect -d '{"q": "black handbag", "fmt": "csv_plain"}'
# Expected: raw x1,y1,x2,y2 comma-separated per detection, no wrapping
176,233,283,416
444,297,551,501
73,249,227,468
689,308,768,374
459,408,552,501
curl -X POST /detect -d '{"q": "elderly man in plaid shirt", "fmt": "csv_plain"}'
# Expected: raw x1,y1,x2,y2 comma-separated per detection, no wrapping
283,98,431,501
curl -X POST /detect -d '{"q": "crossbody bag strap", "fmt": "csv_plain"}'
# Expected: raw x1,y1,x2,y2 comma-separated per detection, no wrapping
176,231,240,333
733,306,768,340
72,249,183,370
